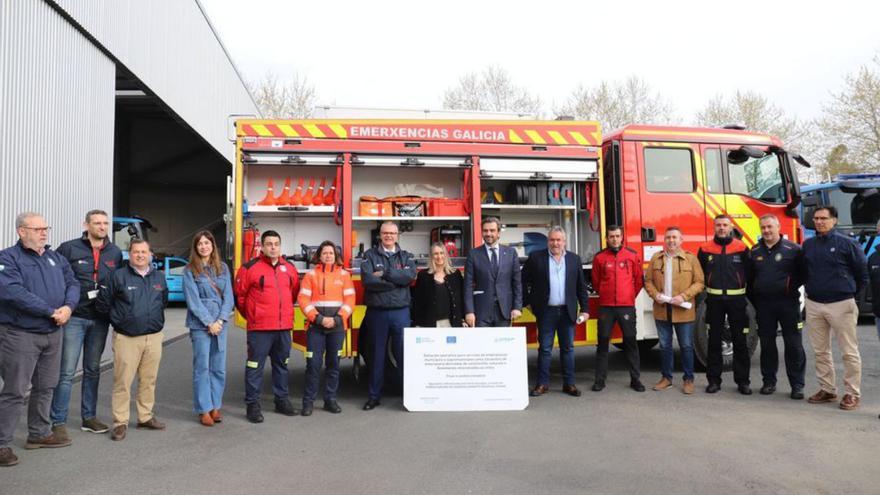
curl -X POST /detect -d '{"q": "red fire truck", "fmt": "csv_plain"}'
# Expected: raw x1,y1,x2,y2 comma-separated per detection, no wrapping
231,119,805,369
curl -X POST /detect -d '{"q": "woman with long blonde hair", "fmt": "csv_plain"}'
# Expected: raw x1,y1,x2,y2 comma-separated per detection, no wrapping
182,231,233,426
412,242,465,327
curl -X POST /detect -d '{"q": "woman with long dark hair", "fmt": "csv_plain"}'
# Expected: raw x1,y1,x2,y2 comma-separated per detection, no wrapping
182,231,233,426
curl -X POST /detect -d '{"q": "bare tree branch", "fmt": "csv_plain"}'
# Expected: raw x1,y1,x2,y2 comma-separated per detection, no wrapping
246,71,318,119
557,76,676,131
443,66,542,115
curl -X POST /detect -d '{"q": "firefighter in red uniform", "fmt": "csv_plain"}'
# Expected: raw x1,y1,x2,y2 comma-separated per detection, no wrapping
591,225,645,392
697,214,752,395
234,230,300,423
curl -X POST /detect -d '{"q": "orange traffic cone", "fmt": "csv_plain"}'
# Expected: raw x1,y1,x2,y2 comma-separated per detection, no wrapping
302,177,316,206
257,178,276,206
322,178,336,205
276,177,292,205
290,177,304,206
315,178,326,205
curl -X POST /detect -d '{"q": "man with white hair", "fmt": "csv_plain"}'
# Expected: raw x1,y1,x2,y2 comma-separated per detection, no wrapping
0,212,80,467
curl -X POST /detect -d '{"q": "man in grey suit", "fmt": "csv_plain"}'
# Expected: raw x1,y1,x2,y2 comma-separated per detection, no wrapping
464,217,523,327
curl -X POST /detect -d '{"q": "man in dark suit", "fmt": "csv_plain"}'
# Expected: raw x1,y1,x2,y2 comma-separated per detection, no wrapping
464,217,522,327
522,226,589,397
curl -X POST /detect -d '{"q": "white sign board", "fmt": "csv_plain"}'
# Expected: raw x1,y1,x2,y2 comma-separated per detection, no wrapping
403,326,529,412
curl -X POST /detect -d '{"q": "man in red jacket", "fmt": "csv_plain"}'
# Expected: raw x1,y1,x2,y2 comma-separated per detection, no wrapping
591,226,645,392
234,230,300,423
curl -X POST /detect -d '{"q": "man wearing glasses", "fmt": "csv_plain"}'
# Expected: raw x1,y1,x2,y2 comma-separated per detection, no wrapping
0,212,80,467
803,205,868,411
360,221,416,410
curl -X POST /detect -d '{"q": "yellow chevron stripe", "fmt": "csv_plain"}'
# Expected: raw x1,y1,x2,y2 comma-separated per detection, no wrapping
277,124,299,137
525,130,546,144
328,124,348,138
252,124,273,137
569,131,590,145
547,130,569,145
509,130,524,143
590,130,601,145
723,195,760,247
303,124,326,138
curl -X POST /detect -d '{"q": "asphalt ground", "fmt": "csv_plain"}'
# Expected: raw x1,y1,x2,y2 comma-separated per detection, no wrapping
2,309,879,495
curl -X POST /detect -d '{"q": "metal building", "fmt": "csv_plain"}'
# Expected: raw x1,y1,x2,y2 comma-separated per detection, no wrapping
0,0,258,253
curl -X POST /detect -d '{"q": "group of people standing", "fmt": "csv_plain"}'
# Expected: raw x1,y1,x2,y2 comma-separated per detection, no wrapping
0,207,874,469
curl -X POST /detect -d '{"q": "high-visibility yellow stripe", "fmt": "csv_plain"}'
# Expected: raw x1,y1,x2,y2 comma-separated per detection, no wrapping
305,351,313,358
569,131,590,145
246,360,259,369
328,124,348,138
547,130,568,145
509,130,524,143
277,124,299,137
706,287,746,295
525,130,546,144
337,349,343,356
284,358,290,365
623,129,772,143
252,124,273,137
303,124,326,138
589,130,601,145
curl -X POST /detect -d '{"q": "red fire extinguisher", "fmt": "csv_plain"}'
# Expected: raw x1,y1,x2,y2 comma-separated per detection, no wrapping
242,222,260,261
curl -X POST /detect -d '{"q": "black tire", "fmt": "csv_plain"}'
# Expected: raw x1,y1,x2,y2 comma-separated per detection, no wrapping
693,298,759,370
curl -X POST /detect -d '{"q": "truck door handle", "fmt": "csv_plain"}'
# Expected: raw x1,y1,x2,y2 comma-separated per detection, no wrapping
641,227,656,242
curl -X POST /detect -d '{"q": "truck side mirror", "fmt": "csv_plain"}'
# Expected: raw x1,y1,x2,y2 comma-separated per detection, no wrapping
728,146,765,164
802,206,817,230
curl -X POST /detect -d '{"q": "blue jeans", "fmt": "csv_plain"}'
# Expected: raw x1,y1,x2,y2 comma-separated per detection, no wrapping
536,307,576,387
190,325,228,414
656,319,695,381
303,328,345,406
50,317,109,425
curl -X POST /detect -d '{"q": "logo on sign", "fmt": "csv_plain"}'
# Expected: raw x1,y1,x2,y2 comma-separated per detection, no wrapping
494,337,516,344
446,336,457,344
415,337,435,344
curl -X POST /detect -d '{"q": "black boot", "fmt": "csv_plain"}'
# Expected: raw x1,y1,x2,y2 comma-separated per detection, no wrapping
246,403,264,424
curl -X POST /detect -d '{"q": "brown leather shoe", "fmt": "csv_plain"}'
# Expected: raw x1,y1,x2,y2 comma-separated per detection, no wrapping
199,413,214,427
24,433,71,450
0,447,19,467
653,377,673,391
111,425,127,441
51,425,70,443
562,384,582,397
839,394,860,411
682,380,695,395
136,418,166,430
807,390,838,404
209,409,223,423
529,384,549,397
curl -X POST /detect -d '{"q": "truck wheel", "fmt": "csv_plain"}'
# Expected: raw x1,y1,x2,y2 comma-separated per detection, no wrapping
694,300,759,370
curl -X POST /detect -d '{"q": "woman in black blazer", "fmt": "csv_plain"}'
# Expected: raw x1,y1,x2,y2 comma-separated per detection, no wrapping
412,242,465,327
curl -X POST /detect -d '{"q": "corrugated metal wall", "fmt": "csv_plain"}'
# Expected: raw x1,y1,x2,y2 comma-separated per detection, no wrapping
0,0,115,248
51,0,259,163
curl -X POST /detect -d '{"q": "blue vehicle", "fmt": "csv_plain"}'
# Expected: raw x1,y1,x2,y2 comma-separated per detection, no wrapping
800,173,880,314
112,216,186,302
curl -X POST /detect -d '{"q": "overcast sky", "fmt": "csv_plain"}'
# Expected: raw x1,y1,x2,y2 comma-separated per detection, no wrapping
201,0,879,122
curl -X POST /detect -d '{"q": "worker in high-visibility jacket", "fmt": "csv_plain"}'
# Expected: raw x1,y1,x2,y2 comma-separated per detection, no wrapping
297,241,355,417
697,214,752,395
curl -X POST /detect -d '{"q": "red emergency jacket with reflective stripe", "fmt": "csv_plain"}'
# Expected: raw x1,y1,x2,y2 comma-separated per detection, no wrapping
297,263,356,329
697,237,749,298
234,255,300,331
591,247,644,307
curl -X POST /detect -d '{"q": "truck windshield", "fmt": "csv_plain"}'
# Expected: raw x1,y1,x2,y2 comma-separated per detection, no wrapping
728,152,786,204
828,188,880,227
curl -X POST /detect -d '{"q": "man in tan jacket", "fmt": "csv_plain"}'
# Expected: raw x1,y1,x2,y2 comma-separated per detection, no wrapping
644,227,705,394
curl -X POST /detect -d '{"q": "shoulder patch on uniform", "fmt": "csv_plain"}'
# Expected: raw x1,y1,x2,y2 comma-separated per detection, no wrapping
243,258,260,269
0,264,4,271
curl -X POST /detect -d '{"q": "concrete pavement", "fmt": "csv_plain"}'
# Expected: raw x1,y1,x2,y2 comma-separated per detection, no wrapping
2,310,879,494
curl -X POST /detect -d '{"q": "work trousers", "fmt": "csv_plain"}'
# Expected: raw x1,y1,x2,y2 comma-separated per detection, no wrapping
303,328,345,406
0,326,61,447
112,331,163,426
245,330,291,404
364,307,409,401
705,297,750,386
595,306,640,383
754,298,805,390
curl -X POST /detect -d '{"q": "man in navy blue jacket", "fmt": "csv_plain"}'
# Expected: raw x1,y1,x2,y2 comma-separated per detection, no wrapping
0,212,79,467
803,206,868,411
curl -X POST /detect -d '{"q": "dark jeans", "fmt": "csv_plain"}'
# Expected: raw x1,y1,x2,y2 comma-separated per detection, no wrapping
656,320,695,381
244,330,291,404
0,326,62,447
595,306,640,383
50,317,109,425
755,299,805,390
706,297,750,386
364,307,409,400
535,306,576,387
303,328,345,406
